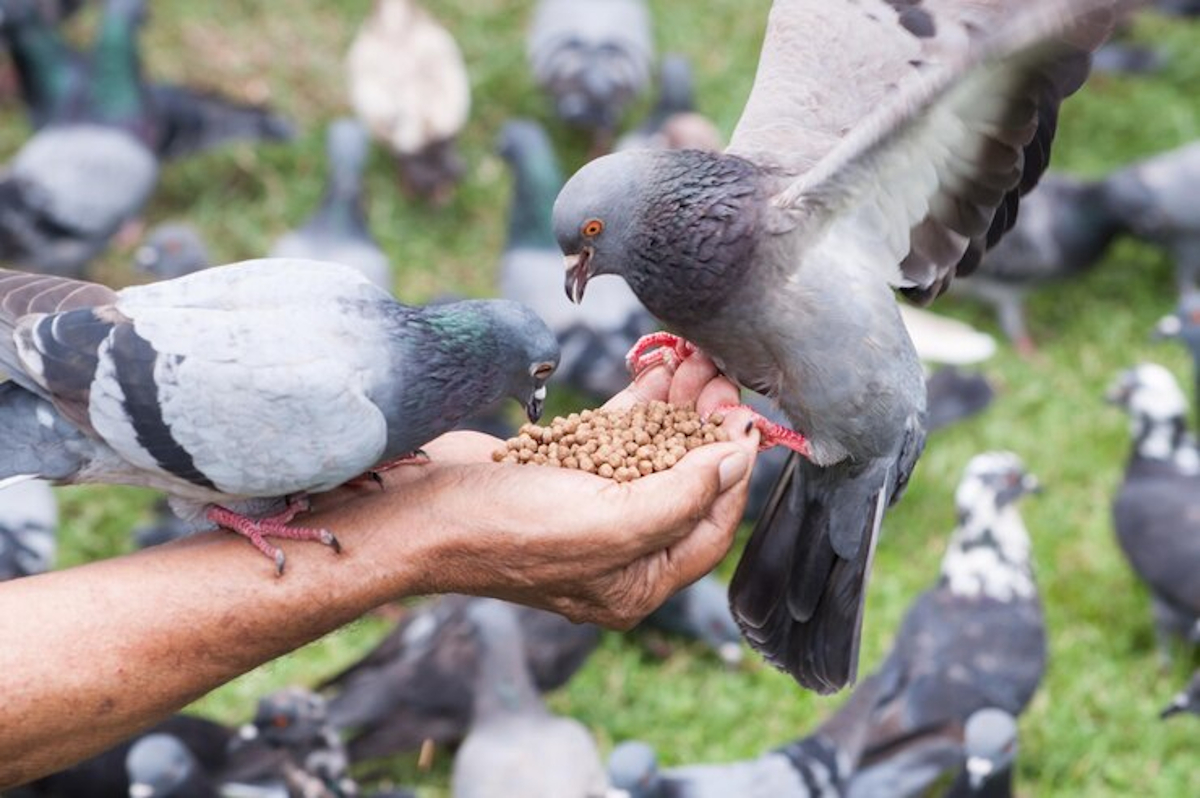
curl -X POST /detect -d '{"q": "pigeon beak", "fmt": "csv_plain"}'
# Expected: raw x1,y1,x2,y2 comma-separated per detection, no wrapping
966,756,994,790
525,385,547,423
1021,473,1042,495
1153,314,1182,340
564,249,593,304
1160,693,1189,719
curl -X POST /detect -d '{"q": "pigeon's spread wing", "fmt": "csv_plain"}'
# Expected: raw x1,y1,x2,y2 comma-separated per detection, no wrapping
727,0,1125,302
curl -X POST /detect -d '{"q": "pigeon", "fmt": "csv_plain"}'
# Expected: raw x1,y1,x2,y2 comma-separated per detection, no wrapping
323,595,600,760
450,598,610,798
346,0,470,204
527,0,655,148
1160,671,1200,719
955,173,1125,352
125,734,220,798
1106,364,1200,661
0,0,294,159
497,118,654,400
134,223,212,281
1104,142,1200,292
641,573,744,667
924,367,996,433
1153,291,1200,416
944,709,1020,798
269,119,392,292
616,54,723,154
843,452,1046,798
0,261,560,571
551,0,1119,693
0,478,57,580
606,674,885,797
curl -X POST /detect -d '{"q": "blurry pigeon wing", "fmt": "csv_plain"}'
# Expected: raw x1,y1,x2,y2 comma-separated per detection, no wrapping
148,83,295,160
728,0,1121,302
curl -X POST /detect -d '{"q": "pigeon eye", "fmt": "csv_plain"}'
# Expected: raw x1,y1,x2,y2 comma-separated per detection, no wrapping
581,219,605,238
272,714,290,729
532,362,555,380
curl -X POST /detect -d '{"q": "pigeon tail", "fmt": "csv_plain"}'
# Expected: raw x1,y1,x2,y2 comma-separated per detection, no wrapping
731,419,925,694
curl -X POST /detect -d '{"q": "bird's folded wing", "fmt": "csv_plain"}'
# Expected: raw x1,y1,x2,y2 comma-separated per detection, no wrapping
727,0,1128,302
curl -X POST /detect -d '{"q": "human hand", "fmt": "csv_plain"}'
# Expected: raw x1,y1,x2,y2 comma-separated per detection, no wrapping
310,353,759,629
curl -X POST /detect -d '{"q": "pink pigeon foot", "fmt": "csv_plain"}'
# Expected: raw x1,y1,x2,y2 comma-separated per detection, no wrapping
626,333,698,379
712,404,812,457
207,495,339,575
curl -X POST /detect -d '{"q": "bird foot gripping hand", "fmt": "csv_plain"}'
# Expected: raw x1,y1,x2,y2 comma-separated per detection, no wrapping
625,332,697,378
711,404,811,456
207,495,340,576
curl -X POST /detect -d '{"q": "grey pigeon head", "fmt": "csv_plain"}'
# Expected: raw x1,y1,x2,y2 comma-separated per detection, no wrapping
126,733,201,798
240,687,329,749
962,708,1018,791
327,117,370,194
496,118,552,163
1106,364,1196,470
606,741,660,798
954,452,1040,517
1160,671,1200,719
135,223,211,280
645,575,743,667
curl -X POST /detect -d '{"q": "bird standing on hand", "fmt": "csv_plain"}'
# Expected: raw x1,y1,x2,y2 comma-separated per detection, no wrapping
552,0,1127,693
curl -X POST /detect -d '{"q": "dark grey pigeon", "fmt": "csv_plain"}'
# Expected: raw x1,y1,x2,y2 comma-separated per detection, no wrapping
527,0,654,147
943,708,1020,798
0,479,57,580
450,598,610,798
843,452,1046,798
0,261,560,571
323,595,600,760
606,674,884,797
1107,364,1200,662
497,119,654,399
270,119,392,292
126,734,216,798
1104,142,1200,292
552,0,1120,692
1160,671,1200,719
956,173,1125,352
134,223,212,281
642,573,743,667
1153,291,1200,417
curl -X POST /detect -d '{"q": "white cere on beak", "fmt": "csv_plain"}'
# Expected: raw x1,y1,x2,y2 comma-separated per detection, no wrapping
534,386,547,401
563,253,582,272
237,723,259,741
129,784,155,798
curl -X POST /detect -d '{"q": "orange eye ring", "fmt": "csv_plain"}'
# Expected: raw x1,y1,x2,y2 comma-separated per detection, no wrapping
581,219,605,238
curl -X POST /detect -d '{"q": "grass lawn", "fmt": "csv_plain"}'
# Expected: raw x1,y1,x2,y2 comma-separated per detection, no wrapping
7,2,1200,795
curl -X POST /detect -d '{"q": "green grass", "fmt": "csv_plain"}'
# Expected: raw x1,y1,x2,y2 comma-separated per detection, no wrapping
10,3,1200,796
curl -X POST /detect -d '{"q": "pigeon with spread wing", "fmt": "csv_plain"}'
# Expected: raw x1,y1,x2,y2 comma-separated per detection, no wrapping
552,0,1131,692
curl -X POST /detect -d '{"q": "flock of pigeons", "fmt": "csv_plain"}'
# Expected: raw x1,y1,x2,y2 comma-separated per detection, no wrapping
0,0,1198,796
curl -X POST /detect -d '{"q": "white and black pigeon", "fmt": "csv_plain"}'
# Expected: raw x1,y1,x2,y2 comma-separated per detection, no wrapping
843,452,1046,798
133,223,212,282
0,0,158,277
551,0,1125,693
956,172,1126,353
1104,142,1200,292
323,595,601,761
0,478,57,580
450,598,611,798
527,0,655,149
1107,364,1200,661
0,261,560,572
270,119,392,292
497,118,654,400
1160,671,1200,719
1154,291,1200,416
641,573,744,667
944,708,1020,798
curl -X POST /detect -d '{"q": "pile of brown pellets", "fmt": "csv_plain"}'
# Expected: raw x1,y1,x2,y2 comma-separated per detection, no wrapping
493,401,728,482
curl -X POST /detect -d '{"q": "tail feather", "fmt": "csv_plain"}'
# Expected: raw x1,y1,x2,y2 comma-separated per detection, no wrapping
731,422,924,694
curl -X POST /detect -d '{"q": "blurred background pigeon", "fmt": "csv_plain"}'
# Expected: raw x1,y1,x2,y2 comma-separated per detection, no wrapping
124,733,222,798
944,708,1021,798
269,118,392,291
640,574,743,667
133,222,210,281
1154,291,1200,415
346,0,469,204
1107,364,1200,663
527,0,654,150
1160,671,1200,719
616,54,722,154
0,479,56,581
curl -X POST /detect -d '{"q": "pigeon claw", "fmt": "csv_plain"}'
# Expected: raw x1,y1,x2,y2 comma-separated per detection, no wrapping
206,502,341,576
626,333,697,379
711,403,812,457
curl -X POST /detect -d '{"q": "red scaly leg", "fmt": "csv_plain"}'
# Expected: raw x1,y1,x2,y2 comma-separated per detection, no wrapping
206,494,340,576
625,333,698,379
711,404,812,457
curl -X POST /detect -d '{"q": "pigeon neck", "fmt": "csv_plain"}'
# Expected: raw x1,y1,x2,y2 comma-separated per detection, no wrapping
3,13,75,123
87,6,149,137
940,503,1036,601
309,173,373,243
1130,411,1197,472
505,146,563,250
946,763,1013,798
468,603,544,724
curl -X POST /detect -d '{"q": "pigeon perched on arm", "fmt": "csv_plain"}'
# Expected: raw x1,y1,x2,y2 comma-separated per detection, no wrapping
497,119,655,400
270,119,392,292
1106,364,1200,661
346,0,470,204
0,261,560,572
552,0,1124,693
0,479,57,580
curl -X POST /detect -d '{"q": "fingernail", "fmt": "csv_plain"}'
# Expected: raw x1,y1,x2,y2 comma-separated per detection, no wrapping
718,452,749,492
